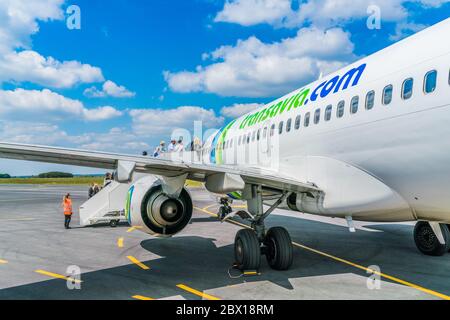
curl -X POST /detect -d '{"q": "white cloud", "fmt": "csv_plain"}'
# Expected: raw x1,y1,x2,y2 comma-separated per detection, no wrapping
0,88,122,121
221,103,263,118
0,0,64,53
214,0,449,28
84,80,135,98
165,27,355,97
77,128,149,153
390,22,428,41
83,106,123,121
0,50,104,88
129,106,224,136
215,0,292,27
0,122,148,156
0,1,105,88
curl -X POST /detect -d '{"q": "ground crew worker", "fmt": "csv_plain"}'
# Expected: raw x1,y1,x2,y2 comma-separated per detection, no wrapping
62,193,73,229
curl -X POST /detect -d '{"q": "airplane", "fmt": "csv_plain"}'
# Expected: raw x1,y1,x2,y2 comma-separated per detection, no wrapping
0,17,449,272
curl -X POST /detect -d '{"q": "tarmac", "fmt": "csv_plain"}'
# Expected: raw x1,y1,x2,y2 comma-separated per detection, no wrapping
0,184,449,300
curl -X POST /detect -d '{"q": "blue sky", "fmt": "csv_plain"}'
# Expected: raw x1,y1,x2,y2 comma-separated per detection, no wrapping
0,0,448,175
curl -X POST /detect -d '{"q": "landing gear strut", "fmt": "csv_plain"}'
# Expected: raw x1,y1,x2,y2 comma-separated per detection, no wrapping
227,185,294,271
414,221,450,256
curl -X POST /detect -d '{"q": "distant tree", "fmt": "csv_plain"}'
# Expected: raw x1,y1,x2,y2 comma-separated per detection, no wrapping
0,173,11,179
38,172,74,178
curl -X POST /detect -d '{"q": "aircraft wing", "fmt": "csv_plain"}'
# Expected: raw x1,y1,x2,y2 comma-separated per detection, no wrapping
0,142,319,194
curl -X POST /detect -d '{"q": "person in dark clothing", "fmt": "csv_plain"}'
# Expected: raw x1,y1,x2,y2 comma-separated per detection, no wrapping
88,183,95,198
93,183,100,195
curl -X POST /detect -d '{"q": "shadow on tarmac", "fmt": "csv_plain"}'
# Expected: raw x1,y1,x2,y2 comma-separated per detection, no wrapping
0,214,449,300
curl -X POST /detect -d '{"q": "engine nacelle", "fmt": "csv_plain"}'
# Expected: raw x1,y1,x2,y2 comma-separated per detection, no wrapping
125,175,193,237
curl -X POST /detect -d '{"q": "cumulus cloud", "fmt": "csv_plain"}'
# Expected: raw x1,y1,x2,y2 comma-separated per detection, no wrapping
77,128,150,153
0,88,122,121
0,50,104,88
0,1,105,88
0,0,64,53
0,121,149,155
129,106,224,136
221,103,263,118
165,27,355,97
215,0,292,27
84,80,135,98
214,0,448,28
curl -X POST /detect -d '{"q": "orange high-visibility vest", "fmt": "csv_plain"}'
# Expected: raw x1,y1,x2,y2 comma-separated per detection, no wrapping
63,199,72,216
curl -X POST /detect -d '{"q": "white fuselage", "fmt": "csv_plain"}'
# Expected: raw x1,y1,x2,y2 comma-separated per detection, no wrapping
199,18,450,223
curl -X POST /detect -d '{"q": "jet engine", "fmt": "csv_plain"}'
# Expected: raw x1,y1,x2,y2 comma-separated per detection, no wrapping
125,175,193,237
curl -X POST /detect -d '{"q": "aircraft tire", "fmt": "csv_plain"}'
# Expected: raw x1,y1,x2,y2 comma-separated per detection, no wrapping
234,229,261,270
109,219,119,228
264,227,293,270
414,221,450,256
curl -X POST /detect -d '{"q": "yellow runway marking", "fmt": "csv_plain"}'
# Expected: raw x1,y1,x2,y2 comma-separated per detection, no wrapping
195,206,450,301
132,295,154,300
127,256,150,270
117,237,124,248
202,204,217,211
127,226,143,233
177,284,220,300
0,259,8,264
35,269,82,283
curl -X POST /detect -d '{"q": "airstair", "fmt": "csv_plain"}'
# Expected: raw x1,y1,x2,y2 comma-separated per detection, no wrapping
79,180,131,227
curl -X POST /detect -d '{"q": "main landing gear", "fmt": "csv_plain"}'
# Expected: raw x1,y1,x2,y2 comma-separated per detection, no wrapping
414,221,450,256
219,185,294,271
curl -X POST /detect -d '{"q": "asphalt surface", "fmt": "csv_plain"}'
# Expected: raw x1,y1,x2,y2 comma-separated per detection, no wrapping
0,184,449,300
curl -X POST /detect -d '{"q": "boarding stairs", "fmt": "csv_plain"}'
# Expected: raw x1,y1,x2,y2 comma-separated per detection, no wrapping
79,180,131,227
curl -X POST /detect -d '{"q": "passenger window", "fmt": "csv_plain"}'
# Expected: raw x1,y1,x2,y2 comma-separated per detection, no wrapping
325,105,332,121
304,112,310,127
263,127,267,138
337,100,345,118
424,70,437,94
278,121,284,134
252,131,256,142
402,78,413,100
365,91,375,110
350,96,359,114
257,129,261,141
295,115,301,130
270,124,275,137
238,136,241,146
314,109,320,124
382,85,393,105
286,118,292,132
247,133,251,144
